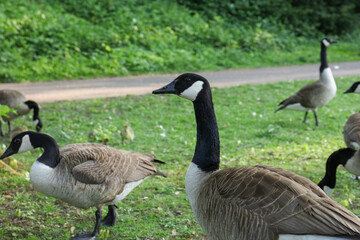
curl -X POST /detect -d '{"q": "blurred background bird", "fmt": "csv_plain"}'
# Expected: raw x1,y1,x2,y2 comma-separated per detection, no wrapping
121,123,134,144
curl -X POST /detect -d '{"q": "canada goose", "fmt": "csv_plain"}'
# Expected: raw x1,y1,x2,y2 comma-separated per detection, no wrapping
344,82,360,94
318,148,359,196
276,38,338,126
0,131,166,239
153,73,360,240
0,89,43,136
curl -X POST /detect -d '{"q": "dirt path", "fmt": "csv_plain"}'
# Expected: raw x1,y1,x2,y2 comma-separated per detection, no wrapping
1,61,359,103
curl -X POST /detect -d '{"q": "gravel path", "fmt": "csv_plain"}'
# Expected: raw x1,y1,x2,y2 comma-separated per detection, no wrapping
0,61,359,103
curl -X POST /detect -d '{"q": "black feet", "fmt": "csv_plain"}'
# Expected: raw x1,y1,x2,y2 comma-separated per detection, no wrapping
101,205,118,226
70,233,98,240
71,209,101,240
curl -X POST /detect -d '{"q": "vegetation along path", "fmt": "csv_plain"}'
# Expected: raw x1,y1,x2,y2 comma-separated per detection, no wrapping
1,61,360,103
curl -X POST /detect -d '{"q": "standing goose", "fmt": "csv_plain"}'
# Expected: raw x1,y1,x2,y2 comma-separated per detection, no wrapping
276,38,338,126
153,73,360,240
0,89,43,136
0,131,166,239
318,148,359,196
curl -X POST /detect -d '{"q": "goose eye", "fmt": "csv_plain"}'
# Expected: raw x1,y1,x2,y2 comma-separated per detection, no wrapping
185,78,191,82
14,139,20,144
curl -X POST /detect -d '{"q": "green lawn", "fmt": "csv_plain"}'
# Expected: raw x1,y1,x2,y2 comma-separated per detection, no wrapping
1,74,360,239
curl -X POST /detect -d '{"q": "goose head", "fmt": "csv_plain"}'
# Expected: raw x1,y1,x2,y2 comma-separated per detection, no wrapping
152,73,209,102
0,131,35,159
34,117,43,132
321,38,338,47
344,81,360,94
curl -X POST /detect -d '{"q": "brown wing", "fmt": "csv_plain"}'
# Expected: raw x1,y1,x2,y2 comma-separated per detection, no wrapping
344,113,360,149
198,165,360,237
279,81,327,109
60,143,160,184
0,90,26,107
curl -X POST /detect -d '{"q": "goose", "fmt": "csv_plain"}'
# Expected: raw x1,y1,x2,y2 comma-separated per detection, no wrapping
276,38,338,126
0,131,166,239
153,73,360,240
318,113,360,195
0,89,43,136
318,148,360,196
344,82,360,94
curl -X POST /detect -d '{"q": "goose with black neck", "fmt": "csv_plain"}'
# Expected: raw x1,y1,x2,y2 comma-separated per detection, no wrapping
0,131,166,239
153,73,360,240
0,89,43,136
276,38,338,126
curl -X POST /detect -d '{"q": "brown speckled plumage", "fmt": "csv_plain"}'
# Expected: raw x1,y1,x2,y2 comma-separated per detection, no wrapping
0,89,30,121
343,113,360,150
196,166,360,240
42,143,164,209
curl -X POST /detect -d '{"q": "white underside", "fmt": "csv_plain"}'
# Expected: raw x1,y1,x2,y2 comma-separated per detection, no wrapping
279,235,354,240
108,178,146,204
283,103,310,111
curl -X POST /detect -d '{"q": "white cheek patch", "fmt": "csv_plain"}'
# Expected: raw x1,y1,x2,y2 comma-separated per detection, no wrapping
355,85,360,93
322,39,330,47
323,186,334,196
18,135,34,153
180,81,204,101
33,119,39,126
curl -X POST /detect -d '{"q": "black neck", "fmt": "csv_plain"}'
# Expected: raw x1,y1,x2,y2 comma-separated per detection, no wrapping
25,100,40,121
320,43,328,73
31,133,61,168
192,88,220,172
318,148,355,189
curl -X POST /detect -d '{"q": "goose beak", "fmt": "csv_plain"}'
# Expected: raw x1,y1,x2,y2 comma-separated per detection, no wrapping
153,80,178,95
0,147,15,159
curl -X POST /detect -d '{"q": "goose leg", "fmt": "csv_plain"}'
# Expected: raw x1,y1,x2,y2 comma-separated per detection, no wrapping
303,111,308,123
0,121,4,136
71,209,102,240
313,110,319,126
7,121,11,136
101,205,118,226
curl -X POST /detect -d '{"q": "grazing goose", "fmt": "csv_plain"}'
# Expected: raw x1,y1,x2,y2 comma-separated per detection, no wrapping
276,38,338,126
0,131,166,240
153,73,360,240
0,89,43,136
343,113,360,150
344,82,360,94
318,148,359,196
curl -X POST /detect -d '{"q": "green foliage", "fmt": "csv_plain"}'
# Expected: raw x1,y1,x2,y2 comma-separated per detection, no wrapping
1,75,360,239
177,0,360,36
0,105,12,118
0,0,359,83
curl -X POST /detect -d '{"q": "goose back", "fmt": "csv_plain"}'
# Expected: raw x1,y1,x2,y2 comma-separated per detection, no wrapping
195,165,360,240
0,89,30,120
30,143,160,209
344,113,360,150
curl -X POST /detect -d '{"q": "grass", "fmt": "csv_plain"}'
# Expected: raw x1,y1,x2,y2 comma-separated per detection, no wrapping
1,74,360,239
